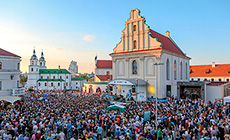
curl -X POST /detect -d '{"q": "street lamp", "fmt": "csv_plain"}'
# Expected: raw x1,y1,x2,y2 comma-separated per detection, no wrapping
135,79,138,101
153,62,164,130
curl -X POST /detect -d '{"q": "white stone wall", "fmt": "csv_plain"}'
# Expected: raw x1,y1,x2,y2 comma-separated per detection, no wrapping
160,53,190,98
38,73,71,90
38,81,65,90
27,59,40,89
95,68,112,75
190,77,230,82
71,80,87,90
206,86,223,102
0,55,21,95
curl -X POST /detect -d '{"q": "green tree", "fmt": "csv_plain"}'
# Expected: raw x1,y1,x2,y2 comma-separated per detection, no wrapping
79,75,90,79
20,76,28,84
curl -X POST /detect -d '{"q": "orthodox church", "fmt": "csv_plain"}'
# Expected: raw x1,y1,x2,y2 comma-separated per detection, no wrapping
109,8,191,100
27,49,72,90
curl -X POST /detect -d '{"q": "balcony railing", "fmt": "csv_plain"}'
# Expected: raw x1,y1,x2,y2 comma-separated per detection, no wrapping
12,88,25,96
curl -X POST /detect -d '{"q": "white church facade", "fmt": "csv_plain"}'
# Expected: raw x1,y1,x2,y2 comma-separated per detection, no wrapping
27,49,72,90
109,9,191,99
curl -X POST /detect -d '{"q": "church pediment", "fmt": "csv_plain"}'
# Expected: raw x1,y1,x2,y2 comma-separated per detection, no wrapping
113,8,162,54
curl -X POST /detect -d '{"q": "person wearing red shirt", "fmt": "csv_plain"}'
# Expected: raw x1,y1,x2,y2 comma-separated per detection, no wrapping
36,132,41,140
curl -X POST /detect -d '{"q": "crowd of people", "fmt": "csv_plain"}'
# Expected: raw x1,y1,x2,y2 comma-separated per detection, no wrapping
0,90,230,140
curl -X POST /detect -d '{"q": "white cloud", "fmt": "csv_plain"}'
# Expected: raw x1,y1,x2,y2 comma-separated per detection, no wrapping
83,35,95,41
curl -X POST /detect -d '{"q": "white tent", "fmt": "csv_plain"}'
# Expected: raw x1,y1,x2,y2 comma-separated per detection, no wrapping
106,104,126,111
111,101,127,105
0,96,21,103
37,97,43,100
223,96,230,105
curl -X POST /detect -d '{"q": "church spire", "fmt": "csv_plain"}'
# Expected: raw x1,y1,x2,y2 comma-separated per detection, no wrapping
41,49,44,57
33,48,36,55
31,48,38,60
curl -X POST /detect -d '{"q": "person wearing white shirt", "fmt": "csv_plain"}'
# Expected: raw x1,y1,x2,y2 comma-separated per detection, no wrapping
59,131,65,140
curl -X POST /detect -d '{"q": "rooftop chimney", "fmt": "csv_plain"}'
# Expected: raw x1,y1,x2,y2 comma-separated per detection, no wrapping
212,62,216,67
166,31,170,37
58,65,60,70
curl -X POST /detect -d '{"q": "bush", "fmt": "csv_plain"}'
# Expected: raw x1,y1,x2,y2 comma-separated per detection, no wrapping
28,88,34,92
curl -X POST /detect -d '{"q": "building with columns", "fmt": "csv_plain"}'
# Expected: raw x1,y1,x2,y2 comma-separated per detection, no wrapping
109,8,190,99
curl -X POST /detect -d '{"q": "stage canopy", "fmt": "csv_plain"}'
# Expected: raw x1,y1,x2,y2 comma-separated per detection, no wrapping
0,96,21,103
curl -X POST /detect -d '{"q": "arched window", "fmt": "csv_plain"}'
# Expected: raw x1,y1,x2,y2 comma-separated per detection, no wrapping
40,62,42,66
133,40,137,49
58,83,60,86
38,83,41,86
166,59,170,80
180,62,182,80
132,60,137,74
51,83,53,86
0,62,2,69
133,25,136,32
45,83,47,86
31,68,33,72
174,61,177,80
186,63,188,79
32,61,34,65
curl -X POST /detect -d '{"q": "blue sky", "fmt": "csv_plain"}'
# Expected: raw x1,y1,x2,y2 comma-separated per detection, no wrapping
0,0,229,73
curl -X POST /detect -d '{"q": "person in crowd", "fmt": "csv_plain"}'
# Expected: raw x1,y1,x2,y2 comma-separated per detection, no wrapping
0,90,229,140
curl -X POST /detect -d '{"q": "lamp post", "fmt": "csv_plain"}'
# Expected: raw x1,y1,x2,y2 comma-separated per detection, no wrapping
153,62,164,130
135,79,138,101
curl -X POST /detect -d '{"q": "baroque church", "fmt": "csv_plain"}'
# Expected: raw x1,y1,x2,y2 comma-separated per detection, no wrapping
27,49,72,90
109,8,191,99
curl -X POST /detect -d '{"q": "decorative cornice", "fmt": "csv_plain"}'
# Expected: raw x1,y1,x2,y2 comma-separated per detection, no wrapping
162,49,191,60
139,56,145,60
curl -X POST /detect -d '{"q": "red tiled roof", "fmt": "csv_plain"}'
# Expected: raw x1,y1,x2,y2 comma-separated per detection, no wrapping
0,48,21,58
190,64,230,77
149,29,185,56
110,29,187,57
96,60,112,69
207,82,228,86
96,75,112,81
